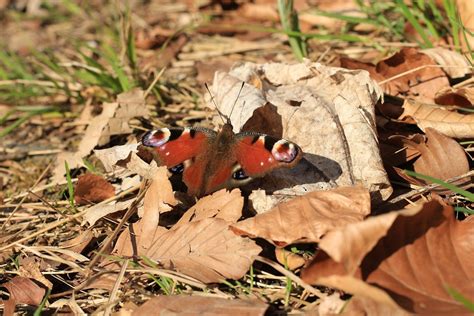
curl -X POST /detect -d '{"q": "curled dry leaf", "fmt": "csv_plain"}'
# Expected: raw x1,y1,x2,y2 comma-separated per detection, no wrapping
0,276,46,316
211,60,391,209
342,47,449,103
422,48,472,79
230,186,371,246
400,98,474,138
301,199,474,314
175,188,243,227
74,173,115,205
52,89,148,183
435,85,474,107
275,247,306,270
131,295,268,316
82,199,134,226
395,128,469,186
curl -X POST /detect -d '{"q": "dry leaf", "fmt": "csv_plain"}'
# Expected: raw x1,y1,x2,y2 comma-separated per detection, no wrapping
342,48,449,103
17,257,52,289
457,0,474,59
132,295,268,316
400,99,474,138
138,167,177,253
397,128,469,185
74,173,115,205
52,89,148,183
422,48,472,78
0,276,46,316
211,60,391,209
301,199,474,314
275,247,306,270
175,188,243,227
231,186,370,246
82,199,134,226
146,218,261,283
435,85,474,107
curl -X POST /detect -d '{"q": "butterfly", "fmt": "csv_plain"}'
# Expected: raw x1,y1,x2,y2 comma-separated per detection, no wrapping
139,85,302,197
140,123,302,196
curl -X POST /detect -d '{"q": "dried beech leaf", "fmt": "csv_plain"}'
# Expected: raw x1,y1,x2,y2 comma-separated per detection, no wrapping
398,128,469,185
301,199,474,314
458,0,474,58
138,167,176,253
230,186,370,246
132,295,268,316
1,276,45,316
211,61,391,209
52,89,148,182
146,218,261,283
275,247,306,270
74,173,115,205
400,99,474,138
82,199,134,226
422,48,472,78
343,48,449,103
435,85,474,107
175,188,243,227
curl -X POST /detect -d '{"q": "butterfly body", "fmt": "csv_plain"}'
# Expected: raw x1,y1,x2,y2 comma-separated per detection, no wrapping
141,122,302,196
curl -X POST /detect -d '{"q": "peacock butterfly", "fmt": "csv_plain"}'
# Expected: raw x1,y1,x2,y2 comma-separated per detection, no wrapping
139,85,302,197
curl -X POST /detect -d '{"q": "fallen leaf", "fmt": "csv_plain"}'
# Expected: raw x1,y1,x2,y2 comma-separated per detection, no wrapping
435,85,474,107
0,276,46,316
342,48,450,103
74,173,115,205
17,257,52,289
422,48,472,79
231,186,371,246
138,167,177,253
146,218,261,283
275,247,306,270
301,199,474,314
211,60,391,209
400,98,474,138
396,128,469,185
175,188,243,227
457,0,474,60
52,89,148,183
82,199,134,226
132,295,268,316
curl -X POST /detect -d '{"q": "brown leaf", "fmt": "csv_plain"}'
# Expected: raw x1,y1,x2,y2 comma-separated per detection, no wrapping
457,0,474,59
74,173,115,205
146,218,261,283
400,99,474,138
422,48,472,79
397,128,469,184
435,85,474,107
301,199,474,314
132,295,268,316
275,247,306,270
175,188,243,227
343,48,449,103
1,276,46,316
230,186,371,246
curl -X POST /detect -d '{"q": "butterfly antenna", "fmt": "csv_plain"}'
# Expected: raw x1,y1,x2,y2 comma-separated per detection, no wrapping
228,81,245,122
204,83,226,125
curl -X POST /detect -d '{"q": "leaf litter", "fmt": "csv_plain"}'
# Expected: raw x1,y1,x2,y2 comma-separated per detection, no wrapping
0,1,473,315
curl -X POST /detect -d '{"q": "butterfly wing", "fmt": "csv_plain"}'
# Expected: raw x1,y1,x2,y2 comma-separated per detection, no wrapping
141,127,216,168
235,133,302,178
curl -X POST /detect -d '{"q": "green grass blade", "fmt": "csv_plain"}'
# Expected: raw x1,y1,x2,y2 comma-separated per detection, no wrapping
396,0,433,48
64,161,75,208
33,288,51,316
102,44,131,92
277,0,306,61
404,170,474,201
445,286,474,312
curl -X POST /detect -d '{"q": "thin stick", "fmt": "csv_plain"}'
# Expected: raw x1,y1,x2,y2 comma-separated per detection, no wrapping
145,67,166,98
103,259,129,316
387,169,474,204
255,256,325,298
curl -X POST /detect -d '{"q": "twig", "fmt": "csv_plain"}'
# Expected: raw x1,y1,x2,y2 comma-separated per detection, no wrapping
387,169,474,204
104,259,129,316
255,256,325,298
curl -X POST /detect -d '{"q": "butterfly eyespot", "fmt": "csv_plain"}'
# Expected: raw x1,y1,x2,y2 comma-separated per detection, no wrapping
271,140,299,163
169,163,184,174
142,129,171,147
232,168,249,180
